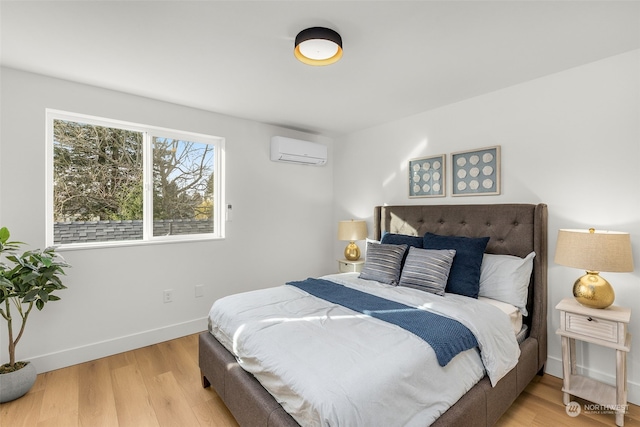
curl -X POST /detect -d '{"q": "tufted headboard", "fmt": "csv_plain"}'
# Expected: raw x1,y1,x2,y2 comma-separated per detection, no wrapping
373,203,548,368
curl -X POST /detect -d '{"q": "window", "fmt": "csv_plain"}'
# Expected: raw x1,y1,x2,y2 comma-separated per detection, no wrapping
46,110,225,247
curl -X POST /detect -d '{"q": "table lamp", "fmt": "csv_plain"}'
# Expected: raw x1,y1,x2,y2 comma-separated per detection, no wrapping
554,228,634,309
338,220,368,261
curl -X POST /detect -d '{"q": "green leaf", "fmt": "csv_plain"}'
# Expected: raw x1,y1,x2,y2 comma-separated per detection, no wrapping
23,289,39,302
36,299,44,310
49,276,65,288
0,227,9,243
20,272,39,284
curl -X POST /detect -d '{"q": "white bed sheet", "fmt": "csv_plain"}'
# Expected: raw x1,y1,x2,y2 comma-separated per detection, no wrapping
477,296,523,333
208,273,520,427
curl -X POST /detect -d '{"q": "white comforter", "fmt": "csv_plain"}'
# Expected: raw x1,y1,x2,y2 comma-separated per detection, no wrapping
208,273,520,427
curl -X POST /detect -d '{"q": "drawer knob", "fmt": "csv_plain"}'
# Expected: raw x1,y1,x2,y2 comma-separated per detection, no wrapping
587,317,593,321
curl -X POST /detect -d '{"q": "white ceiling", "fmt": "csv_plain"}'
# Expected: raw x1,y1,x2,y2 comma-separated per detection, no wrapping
1,1,639,137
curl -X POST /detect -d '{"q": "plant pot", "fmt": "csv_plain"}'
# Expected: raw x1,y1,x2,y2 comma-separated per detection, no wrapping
0,361,37,403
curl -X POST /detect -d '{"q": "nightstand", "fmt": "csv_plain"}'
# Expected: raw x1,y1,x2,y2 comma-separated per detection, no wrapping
337,259,364,273
555,297,631,426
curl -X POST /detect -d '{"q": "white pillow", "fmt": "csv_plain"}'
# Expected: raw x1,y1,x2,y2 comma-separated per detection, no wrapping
479,252,535,316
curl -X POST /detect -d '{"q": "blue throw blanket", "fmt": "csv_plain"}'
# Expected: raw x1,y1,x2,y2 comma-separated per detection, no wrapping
287,278,478,366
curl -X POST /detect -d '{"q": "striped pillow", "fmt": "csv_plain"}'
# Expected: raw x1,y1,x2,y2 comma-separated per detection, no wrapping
398,247,456,296
359,243,408,285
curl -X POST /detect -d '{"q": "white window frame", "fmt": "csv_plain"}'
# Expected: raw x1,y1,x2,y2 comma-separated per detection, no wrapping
46,109,225,249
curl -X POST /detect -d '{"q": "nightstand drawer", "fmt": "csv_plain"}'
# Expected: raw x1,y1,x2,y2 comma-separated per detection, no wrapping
565,312,619,343
337,259,364,273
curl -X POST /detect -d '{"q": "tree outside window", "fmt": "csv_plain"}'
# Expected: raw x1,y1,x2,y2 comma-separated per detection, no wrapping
48,112,224,246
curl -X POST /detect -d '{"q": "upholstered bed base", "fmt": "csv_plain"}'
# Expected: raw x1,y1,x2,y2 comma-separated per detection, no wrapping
200,203,548,427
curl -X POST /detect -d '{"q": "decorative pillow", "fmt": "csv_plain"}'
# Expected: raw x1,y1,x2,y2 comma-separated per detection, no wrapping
422,232,490,298
381,233,423,267
479,252,535,316
398,247,456,296
364,238,380,256
359,243,408,286
380,233,423,249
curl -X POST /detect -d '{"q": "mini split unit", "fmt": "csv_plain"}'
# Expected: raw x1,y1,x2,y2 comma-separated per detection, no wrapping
270,136,327,166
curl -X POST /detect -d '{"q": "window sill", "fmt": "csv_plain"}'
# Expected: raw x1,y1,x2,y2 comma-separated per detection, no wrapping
54,235,225,252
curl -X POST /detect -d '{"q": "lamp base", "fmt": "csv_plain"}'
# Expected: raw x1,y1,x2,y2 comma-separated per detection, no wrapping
344,241,361,261
573,271,615,309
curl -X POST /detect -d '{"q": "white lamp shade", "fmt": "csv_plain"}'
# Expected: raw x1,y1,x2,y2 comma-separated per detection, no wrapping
555,228,634,272
338,220,367,241
298,39,339,60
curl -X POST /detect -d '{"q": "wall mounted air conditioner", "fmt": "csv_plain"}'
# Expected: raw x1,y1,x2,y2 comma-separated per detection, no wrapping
270,136,327,166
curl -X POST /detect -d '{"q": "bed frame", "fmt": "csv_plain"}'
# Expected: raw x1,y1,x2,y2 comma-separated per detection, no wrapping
199,203,548,426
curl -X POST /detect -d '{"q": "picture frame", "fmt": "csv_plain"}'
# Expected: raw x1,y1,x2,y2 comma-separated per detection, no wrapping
451,145,501,196
408,154,446,198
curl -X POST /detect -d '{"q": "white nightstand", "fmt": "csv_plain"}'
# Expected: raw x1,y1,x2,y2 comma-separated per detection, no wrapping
337,259,364,273
555,297,631,426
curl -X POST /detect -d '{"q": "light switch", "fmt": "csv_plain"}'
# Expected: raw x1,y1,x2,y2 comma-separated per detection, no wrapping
226,203,233,222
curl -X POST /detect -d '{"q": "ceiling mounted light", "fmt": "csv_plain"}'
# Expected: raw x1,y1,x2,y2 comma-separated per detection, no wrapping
294,27,343,66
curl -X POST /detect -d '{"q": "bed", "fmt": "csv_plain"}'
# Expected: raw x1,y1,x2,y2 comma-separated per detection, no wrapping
199,203,548,426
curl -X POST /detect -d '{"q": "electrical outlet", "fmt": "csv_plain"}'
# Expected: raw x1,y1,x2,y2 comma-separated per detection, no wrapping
163,289,173,303
195,284,204,298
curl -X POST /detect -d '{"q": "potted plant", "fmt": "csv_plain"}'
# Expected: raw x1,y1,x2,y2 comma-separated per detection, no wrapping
0,227,69,402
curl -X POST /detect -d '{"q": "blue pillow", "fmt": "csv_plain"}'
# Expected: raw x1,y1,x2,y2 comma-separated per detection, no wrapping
422,232,490,298
381,233,423,248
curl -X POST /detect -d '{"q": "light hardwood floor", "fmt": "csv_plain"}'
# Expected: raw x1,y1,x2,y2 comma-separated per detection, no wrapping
1,333,639,426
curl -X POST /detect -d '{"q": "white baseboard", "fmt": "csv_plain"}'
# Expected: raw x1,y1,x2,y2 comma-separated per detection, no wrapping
546,354,639,406
28,317,208,374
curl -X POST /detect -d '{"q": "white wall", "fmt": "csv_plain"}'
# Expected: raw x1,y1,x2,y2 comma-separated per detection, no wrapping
333,50,640,404
0,68,335,372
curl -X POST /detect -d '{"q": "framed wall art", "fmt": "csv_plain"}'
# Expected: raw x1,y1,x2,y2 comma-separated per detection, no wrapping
408,154,445,198
451,146,501,196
